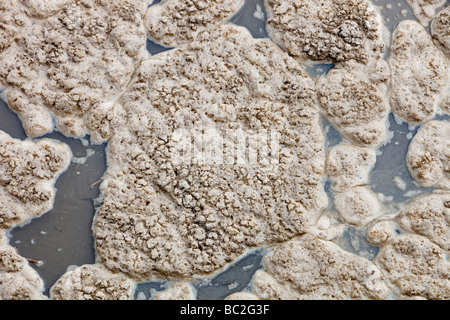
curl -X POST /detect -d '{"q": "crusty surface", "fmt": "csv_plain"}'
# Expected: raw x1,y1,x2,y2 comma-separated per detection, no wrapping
151,281,196,300
21,0,74,18
0,0,148,141
366,219,399,246
251,269,295,300
144,0,244,47
264,0,386,64
326,143,376,193
225,291,259,300
93,24,327,281
406,120,450,190
0,234,47,300
0,130,71,229
316,60,390,147
388,20,448,124
396,193,450,250
252,233,391,300
439,93,450,115
0,0,70,56
49,264,135,300
334,186,382,226
405,0,446,27
0,0,34,55
375,233,450,300
431,6,450,57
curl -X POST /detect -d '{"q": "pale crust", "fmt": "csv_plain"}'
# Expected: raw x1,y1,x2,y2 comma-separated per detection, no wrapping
396,193,450,250
334,186,382,226
93,24,327,281
0,231,47,300
0,0,449,302
431,6,450,57
405,0,446,27
50,264,136,300
225,291,259,300
264,0,386,64
0,0,148,142
367,219,398,246
388,20,448,124
252,233,391,300
375,233,450,300
326,143,376,193
0,130,71,229
21,0,73,18
317,60,390,147
144,0,244,47
0,0,71,55
406,120,450,190
439,93,450,115
0,0,34,54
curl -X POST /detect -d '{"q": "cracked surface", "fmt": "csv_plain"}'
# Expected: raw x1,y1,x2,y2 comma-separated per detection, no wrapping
0,0,71,56
0,0,148,142
431,5,450,57
93,24,327,281
367,219,399,246
405,0,446,27
251,233,391,300
49,264,136,300
0,0,449,302
264,0,386,64
326,143,376,193
144,0,244,47
439,93,450,115
316,60,390,147
375,233,450,300
396,193,450,250
0,231,47,300
334,186,382,226
388,20,448,124
225,291,259,300
21,0,74,17
0,0,34,55
406,120,450,190
0,130,71,229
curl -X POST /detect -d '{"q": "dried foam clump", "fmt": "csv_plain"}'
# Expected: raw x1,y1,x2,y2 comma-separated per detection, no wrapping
225,291,259,300
93,24,327,281
21,0,74,18
334,186,382,226
251,233,391,300
405,0,446,27
326,143,376,193
264,0,386,64
388,20,448,124
439,93,450,115
0,0,34,55
406,120,450,190
0,0,148,142
366,219,399,246
396,193,449,250
0,231,46,300
0,130,71,229
151,281,196,300
0,0,71,56
431,6,450,57
375,234,450,299
316,60,390,147
144,0,244,47
251,269,295,299
49,264,135,300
